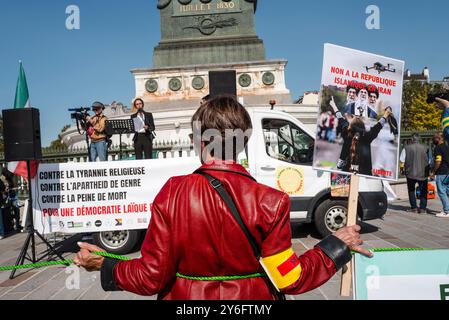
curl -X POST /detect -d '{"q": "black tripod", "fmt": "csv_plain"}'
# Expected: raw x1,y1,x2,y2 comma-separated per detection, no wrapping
10,160,68,279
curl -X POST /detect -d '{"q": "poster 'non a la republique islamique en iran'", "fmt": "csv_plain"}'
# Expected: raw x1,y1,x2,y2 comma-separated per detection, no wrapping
314,43,405,182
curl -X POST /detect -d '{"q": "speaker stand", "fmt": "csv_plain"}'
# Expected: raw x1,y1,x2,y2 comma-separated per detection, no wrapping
85,131,92,161
10,160,68,280
119,133,123,160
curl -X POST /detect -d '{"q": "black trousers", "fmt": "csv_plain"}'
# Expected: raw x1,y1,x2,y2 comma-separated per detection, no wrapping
134,134,153,160
406,178,428,210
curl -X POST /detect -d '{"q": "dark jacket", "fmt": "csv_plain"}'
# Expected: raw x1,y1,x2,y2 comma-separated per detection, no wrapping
404,143,430,181
338,116,385,175
100,161,350,300
131,111,155,142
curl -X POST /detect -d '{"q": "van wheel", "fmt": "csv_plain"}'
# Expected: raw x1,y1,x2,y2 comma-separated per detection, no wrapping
314,200,350,238
92,230,140,255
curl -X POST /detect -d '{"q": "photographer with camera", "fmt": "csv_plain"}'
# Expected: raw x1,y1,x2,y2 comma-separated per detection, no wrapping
86,102,108,162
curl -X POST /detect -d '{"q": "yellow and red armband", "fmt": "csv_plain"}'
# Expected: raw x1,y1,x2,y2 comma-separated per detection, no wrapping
260,248,302,290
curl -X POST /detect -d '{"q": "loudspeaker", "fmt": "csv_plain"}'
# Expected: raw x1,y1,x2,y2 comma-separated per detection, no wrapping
209,71,237,97
3,108,42,161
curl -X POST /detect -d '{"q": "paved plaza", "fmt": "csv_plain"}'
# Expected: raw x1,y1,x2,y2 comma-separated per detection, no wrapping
0,184,448,300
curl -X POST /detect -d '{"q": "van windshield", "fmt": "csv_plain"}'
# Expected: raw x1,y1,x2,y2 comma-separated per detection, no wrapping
262,119,314,165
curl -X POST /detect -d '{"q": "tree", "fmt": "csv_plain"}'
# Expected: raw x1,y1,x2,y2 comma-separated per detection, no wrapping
48,125,71,150
402,81,442,131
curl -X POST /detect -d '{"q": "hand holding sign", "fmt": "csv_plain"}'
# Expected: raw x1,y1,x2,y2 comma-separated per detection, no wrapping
334,225,373,258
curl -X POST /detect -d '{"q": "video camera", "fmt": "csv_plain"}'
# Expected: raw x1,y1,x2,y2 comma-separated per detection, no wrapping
427,91,449,104
69,107,92,135
69,107,91,121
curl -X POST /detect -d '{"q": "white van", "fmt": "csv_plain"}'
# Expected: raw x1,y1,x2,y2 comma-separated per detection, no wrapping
93,108,388,254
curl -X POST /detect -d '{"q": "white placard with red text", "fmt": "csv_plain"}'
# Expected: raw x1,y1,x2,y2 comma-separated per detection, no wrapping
313,44,405,181
30,158,201,235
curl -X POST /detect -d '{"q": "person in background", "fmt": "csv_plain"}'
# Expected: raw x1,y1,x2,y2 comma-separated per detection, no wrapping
325,111,336,143
343,84,358,117
86,102,108,162
131,98,155,160
0,176,6,240
366,85,380,119
1,169,21,230
430,132,449,218
399,133,430,214
436,98,449,142
318,112,329,140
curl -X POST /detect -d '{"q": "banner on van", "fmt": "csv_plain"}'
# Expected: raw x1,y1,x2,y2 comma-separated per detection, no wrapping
30,158,200,235
354,249,449,300
313,44,405,181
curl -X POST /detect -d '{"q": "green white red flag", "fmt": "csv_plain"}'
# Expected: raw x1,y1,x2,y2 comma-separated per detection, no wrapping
7,62,39,180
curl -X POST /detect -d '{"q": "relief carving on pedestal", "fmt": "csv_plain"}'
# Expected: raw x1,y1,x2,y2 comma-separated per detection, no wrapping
183,15,238,35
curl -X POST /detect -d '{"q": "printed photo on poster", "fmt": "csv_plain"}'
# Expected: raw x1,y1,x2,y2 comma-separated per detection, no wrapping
313,44,405,181
331,173,351,197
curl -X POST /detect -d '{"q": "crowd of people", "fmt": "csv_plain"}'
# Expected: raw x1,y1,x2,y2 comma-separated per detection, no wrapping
400,97,449,218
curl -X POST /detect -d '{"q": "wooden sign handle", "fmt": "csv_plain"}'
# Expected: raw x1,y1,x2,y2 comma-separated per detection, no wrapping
340,173,360,297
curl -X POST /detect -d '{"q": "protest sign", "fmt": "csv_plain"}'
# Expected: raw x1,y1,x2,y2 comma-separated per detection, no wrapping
313,44,405,181
354,249,449,300
30,158,200,235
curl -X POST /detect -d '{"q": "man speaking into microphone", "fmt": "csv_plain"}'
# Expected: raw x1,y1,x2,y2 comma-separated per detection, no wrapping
131,98,155,160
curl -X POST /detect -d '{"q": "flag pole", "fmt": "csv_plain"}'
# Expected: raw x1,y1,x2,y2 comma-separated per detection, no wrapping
8,61,69,279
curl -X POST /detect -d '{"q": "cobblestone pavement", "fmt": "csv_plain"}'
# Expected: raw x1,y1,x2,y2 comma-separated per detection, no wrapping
0,191,448,300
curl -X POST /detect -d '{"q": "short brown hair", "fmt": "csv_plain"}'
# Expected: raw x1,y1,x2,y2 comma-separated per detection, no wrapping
191,95,252,161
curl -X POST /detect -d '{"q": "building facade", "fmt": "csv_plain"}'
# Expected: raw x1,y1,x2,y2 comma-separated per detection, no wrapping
61,0,318,152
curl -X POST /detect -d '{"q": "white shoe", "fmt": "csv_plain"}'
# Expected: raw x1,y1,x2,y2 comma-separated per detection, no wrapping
436,212,449,218
0,236,4,240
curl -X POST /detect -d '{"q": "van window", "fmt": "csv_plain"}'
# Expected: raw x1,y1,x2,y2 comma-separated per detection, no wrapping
262,119,314,165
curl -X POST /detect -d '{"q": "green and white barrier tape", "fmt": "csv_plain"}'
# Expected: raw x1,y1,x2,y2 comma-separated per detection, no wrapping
0,252,130,272
0,248,439,272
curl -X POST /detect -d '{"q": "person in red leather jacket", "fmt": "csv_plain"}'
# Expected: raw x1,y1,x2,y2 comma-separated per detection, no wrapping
75,95,372,300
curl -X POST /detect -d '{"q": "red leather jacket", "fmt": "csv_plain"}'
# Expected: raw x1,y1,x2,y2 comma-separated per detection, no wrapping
102,161,349,300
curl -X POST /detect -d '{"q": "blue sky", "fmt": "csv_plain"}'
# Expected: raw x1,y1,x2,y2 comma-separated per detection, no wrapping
0,0,448,146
